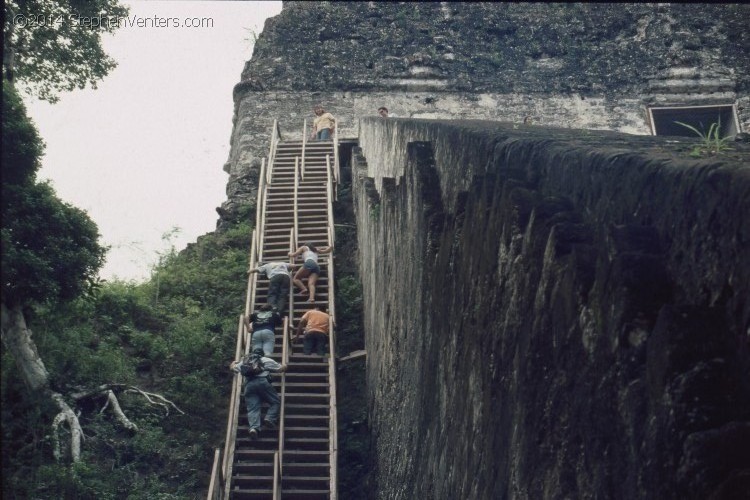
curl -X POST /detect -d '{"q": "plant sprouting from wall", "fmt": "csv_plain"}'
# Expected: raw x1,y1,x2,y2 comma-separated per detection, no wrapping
674,120,732,157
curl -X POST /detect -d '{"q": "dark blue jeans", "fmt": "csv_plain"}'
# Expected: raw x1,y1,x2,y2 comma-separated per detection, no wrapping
268,274,290,312
316,128,331,141
303,331,328,356
244,376,280,431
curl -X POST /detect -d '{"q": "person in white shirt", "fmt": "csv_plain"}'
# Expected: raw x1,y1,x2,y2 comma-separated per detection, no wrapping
288,242,333,303
249,261,295,312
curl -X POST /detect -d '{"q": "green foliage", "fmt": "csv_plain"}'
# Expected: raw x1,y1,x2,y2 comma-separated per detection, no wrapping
369,203,380,220
4,0,129,102
2,221,252,497
1,81,107,307
674,120,733,157
1,80,44,184
2,180,107,306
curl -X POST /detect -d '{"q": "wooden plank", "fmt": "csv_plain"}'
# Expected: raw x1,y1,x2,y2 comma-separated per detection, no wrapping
338,350,367,363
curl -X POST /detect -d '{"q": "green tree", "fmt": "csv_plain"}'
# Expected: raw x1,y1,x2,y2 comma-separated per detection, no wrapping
3,0,129,102
1,80,108,462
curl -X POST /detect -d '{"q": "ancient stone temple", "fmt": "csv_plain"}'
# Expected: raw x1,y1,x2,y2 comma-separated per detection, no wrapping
219,2,748,226
215,3,749,499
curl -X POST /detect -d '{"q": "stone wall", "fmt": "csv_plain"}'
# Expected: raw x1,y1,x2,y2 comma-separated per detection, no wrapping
218,2,750,227
352,118,750,499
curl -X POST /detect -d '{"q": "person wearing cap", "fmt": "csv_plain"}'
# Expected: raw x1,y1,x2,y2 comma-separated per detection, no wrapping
230,348,288,440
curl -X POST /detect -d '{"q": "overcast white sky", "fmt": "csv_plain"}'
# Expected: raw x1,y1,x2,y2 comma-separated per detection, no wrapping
24,1,282,282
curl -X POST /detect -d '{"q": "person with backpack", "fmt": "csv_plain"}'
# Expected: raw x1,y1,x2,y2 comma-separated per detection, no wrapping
295,304,331,356
244,304,283,355
249,261,295,313
230,347,288,440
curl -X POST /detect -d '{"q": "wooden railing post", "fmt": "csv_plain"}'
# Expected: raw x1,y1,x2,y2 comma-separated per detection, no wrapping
222,314,246,499
325,147,339,499
328,312,338,500
207,447,222,500
272,451,281,500
294,157,300,246
302,118,307,176
333,119,340,200
255,159,266,258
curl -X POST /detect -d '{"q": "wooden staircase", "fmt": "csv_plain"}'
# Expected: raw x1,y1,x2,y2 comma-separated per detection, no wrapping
209,121,340,500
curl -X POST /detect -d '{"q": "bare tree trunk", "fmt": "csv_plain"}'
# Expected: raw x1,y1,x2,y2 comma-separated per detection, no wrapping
1,303,49,390
1,302,83,462
3,3,16,81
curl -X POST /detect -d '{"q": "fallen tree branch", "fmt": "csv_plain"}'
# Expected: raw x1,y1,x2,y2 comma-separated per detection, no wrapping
50,392,83,462
101,390,138,431
124,386,185,416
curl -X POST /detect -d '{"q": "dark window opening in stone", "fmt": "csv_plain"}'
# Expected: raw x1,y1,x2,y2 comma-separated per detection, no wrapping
649,105,740,138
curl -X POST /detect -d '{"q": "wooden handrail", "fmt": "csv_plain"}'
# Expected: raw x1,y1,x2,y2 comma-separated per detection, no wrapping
267,119,282,184
222,314,246,499
293,157,300,246
288,228,296,324
325,144,339,499
328,313,339,500
302,119,307,176
255,159,266,257
245,229,258,318
325,166,337,324
278,316,289,474
272,451,280,500
207,447,221,500
334,119,340,201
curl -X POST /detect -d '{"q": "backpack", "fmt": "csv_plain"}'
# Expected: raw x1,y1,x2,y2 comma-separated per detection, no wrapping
239,353,265,378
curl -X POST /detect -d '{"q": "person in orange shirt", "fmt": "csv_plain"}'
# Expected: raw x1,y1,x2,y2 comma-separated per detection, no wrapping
295,305,330,356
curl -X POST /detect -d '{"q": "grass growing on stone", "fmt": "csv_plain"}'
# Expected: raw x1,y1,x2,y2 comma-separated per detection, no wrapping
675,120,733,157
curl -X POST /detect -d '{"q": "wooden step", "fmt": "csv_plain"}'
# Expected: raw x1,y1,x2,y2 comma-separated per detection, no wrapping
283,437,329,451
282,449,330,463
282,475,331,488
284,426,329,439
279,489,330,500
284,403,329,416
285,414,329,427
